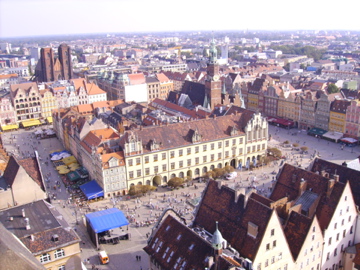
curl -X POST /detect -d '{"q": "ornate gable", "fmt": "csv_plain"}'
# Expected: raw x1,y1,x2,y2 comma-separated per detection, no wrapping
191,128,202,143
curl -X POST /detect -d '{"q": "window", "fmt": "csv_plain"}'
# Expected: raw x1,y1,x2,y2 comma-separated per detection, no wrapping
195,157,199,164
137,170,141,177
179,161,183,168
346,206,349,212
225,151,229,158
153,154,158,162
162,153,166,160
334,223,337,229
211,154,214,161
328,237,332,245
257,263,261,270
312,235,315,241
136,158,141,165
225,140,229,147
342,219,344,226
349,216,351,222
145,168,150,175
336,233,339,241
266,243,270,251
179,149,183,156
154,166,159,173
239,148,243,154
40,253,51,263
334,248,337,256
203,156,207,163
326,252,330,261
129,171,134,178
187,159,191,166
278,252,282,260
343,230,346,238
340,210,342,216
187,148,191,155
162,164,166,171
203,145,207,151
128,159,133,166
273,240,276,248
171,163,175,170
145,156,149,163
350,226,353,234
195,146,199,153
265,259,268,267
271,256,275,264
170,151,175,158
211,143,214,150
232,139,236,145
54,249,65,259
345,196,347,201
239,138,243,144
218,142,222,149
271,229,275,236
218,153,222,160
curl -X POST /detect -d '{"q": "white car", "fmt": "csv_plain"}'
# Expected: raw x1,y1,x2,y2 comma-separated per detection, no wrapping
225,172,237,180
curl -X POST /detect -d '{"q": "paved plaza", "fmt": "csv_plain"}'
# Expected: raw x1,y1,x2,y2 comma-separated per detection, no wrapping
1,125,359,270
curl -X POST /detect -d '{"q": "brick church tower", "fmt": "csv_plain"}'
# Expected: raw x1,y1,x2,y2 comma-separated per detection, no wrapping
205,36,221,110
35,44,73,82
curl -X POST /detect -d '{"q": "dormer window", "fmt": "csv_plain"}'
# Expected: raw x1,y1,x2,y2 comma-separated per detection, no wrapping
230,126,238,136
150,139,160,151
52,234,59,242
191,128,202,143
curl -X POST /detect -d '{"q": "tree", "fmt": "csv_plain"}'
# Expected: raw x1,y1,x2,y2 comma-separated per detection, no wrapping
268,147,282,158
293,143,299,147
128,184,156,196
213,168,226,179
327,83,339,93
168,177,184,188
224,165,234,173
300,146,308,152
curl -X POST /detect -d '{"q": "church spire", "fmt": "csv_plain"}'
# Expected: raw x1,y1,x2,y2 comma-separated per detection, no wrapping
209,33,217,64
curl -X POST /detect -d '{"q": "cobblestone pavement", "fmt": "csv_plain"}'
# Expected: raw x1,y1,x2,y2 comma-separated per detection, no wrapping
1,125,358,270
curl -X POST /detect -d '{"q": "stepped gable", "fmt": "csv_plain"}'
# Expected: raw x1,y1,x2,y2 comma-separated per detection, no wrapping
310,158,360,207
270,163,346,231
193,180,273,261
120,112,252,153
284,211,313,260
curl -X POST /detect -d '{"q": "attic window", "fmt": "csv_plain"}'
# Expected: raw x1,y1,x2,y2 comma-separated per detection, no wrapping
165,225,171,231
230,126,238,136
176,234,182,240
247,222,258,238
191,128,202,143
52,234,59,242
189,243,195,250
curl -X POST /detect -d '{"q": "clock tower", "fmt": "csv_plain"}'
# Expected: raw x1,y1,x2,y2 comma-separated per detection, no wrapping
205,36,221,109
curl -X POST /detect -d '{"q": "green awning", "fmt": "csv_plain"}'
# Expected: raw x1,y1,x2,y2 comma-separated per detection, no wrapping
67,171,81,181
307,128,327,136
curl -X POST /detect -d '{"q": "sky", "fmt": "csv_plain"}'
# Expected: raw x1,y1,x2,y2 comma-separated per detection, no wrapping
1,0,359,38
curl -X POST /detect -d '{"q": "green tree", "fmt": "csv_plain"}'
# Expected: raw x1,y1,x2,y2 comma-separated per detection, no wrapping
224,165,234,173
168,177,184,188
268,147,282,158
128,185,156,196
327,83,339,93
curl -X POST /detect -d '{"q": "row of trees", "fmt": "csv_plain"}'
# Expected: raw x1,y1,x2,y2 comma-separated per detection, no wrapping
270,44,327,61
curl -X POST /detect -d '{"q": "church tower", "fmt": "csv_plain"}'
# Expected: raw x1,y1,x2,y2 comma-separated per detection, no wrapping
58,44,73,80
211,221,224,270
205,36,221,110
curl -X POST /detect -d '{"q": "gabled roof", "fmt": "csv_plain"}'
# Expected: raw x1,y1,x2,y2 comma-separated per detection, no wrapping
193,181,273,261
156,73,171,83
310,158,360,207
3,156,44,190
181,81,206,106
81,128,119,154
270,163,346,231
144,214,235,270
284,211,313,260
330,99,351,113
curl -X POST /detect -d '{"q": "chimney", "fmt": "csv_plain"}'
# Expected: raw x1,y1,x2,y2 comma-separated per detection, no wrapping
22,208,25,217
327,179,335,198
333,174,339,182
299,178,307,196
24,218,31,230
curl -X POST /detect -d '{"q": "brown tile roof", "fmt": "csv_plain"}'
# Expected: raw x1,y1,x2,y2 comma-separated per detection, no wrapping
283,211,313,260
3,156,44,190
128,73,145,85
144,214,236,270
155,73,171,83
119,110,254,154
353,243,360,266
270,163,346,231
310,158,360,207
330,99,351,113
101,152,125,169
193,181,273,261
86,82,106,95
81,128,119,154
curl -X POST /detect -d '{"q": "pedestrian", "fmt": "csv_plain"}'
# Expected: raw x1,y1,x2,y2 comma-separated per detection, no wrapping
139,255,141,261
136,255,138,261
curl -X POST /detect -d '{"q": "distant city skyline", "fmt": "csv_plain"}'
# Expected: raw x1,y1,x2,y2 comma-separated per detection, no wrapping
1,0,359,38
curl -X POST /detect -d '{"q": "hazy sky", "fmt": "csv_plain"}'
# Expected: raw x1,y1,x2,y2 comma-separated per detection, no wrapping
1,0,359,38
